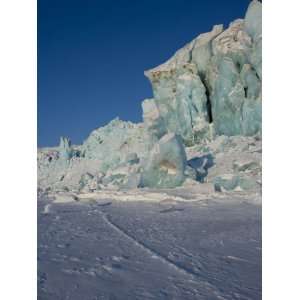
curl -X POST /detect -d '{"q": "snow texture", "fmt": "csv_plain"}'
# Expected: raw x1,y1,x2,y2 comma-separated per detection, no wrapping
38,194,261,300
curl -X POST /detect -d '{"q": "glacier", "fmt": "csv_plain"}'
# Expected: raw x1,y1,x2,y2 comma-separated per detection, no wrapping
38,0,262,192
38,2,262,299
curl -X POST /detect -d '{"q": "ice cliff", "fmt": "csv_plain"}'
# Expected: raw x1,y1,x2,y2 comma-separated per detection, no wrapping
38,0,262,192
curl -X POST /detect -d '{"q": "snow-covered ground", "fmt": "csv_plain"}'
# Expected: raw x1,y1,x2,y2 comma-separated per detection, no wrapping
38,192,261,300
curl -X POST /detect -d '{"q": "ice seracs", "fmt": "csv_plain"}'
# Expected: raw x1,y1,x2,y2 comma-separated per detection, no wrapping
38,0,261,192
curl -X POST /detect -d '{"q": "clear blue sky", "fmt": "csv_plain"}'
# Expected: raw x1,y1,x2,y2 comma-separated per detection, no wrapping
38,0,250,147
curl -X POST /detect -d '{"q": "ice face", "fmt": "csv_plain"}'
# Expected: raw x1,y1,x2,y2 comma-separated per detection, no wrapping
145,1,262,140
38,1,262,191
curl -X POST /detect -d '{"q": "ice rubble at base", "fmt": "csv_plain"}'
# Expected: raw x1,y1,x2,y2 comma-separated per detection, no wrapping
38,0,262,193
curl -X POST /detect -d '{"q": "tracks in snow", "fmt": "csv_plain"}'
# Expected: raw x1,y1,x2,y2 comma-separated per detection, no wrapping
100,211,226,300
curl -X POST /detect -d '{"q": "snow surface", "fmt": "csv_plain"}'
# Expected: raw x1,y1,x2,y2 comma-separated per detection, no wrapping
38,193,261,300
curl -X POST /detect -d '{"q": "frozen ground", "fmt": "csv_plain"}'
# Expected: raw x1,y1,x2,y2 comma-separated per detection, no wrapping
38,191,261,300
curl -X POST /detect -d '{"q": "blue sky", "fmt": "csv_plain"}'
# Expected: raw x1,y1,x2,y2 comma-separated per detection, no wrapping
38,0,250,146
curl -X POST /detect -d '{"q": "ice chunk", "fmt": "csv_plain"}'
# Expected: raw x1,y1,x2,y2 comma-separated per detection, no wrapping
141,133,187,188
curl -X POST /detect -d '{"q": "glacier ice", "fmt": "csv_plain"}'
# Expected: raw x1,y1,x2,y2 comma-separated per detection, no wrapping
141,133,187,188
38,1,262,192
59,136,73,161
